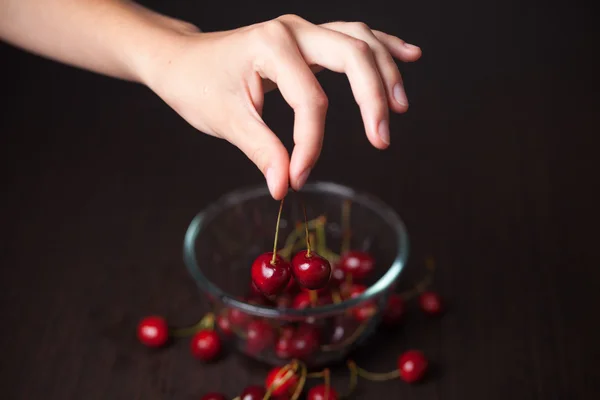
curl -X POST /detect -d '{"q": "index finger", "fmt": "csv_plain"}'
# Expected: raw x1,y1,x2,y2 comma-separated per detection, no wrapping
254,21,329,190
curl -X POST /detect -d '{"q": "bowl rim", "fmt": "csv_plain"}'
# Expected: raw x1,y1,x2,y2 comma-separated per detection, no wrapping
183,181,409,318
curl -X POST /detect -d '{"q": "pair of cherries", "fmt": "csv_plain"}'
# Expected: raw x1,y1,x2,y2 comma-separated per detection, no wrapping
136,316,222,362
251,249,332,296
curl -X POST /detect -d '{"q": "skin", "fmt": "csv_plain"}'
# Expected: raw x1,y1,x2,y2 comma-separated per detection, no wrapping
0,0,422,200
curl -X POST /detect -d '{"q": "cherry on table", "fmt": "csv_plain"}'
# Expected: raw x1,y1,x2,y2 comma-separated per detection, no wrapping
137,316,169,348
240,385,266,400
265,366,299,397
338,250,375,280
397,350,428,383
251,252,292,296
245,319,275,355
201,393,227,400
419,291,443,315
291,250,332,290
190,329,221,361
307,384,339,400
383,293,405,325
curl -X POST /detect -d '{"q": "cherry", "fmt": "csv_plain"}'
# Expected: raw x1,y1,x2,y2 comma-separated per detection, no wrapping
383,294,405,324
245,319,275,354
275,327,295,359
216,312,233,336
201,393,227,400
307,384,339,400
190,329,221,361
289,323,320,359
345,284,367,299
276,294,293,309
330,265,346,286
265,366,299,397
419,291,443,315
338,251,375,280
291,250,332,290
397,350,428,383
251,252,292,296
137,316,168,348
292,291,330,309
351,302,377,322
228,307,251,327
240,385,266,400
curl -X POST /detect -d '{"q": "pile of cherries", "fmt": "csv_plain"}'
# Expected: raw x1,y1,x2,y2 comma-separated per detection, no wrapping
136,197,444,399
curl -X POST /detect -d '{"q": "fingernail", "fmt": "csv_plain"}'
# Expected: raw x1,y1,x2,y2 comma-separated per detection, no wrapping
266,167,278,197
296,169,311,189
404,42,419,50
378,120,390,145
393,83,408,106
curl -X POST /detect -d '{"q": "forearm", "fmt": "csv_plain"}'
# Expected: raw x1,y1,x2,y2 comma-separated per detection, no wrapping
0,0,198,84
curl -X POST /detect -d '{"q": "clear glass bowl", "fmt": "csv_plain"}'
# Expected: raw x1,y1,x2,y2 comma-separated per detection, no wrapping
183,182,409,368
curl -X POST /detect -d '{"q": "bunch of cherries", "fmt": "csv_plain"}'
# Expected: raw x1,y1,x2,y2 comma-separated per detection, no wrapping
136,196,444,399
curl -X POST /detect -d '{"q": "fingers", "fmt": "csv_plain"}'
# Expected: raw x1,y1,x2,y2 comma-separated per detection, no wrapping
282,16,390,149
227,107,290,200
372,30,422,62
321,22,410,113
253,20,329,191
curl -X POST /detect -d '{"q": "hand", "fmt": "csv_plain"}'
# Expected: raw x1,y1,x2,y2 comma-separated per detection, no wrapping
144,14,422,199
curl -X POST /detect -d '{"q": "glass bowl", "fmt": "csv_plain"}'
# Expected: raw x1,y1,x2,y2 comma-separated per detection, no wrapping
183,181,409,368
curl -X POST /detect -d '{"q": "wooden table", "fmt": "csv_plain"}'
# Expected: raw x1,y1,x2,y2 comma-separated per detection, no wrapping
1,0,598,399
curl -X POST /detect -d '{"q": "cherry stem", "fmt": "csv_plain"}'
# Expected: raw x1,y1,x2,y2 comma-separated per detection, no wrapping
271,198,285,265
309,290,318,307
297,192,312,257
324,368,331,400
355,366,400,381
170,312,214,337
331,290,342,304
401,255,436,301
341,199,352,254
344,361,359,398
321,321,367,352
290,362,307,400
263,360,298,400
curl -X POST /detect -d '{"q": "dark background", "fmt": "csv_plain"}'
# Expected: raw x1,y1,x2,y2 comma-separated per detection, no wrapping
1,0,598,399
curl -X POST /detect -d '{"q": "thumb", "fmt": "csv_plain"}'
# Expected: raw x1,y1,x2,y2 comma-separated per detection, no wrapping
226,110,290,200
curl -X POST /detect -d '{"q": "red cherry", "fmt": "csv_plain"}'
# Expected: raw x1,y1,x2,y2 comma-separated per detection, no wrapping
201,393,227,400
292,291,331,309
216,312,233,336
289,323,320,359
265,366,298,397
330,265,346,286
345,284,367,299
307,384,339,400
291,250,332,290
250,281,263,296
240,385,266,400
419,291,443,315
190,329,221,361
228,307,251,327
276,294,293,309
275,328,294,359
351,302,377,322
245,319,274,354
383,294,405,324
284,277,299,294
137,316,168,347
397,350,428,383
251,252,292,296
338,251,374,280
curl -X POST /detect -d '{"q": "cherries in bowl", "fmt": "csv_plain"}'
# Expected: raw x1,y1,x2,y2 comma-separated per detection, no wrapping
183,182,409,367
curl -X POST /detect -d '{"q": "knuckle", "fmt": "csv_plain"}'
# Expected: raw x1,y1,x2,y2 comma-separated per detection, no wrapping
350,38,371,55
262,19,292,39
277,14,304,25
349,21,371,33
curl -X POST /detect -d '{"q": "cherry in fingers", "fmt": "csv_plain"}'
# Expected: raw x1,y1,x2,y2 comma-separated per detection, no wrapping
419,291,443,315
137,316,169,348
201,393,227,400
338,251,375,281
291,250,332,290
240,385,266,400
251,252,292,296
307,384,339,400
265,366,299,397
397,350,428,383
190,329,221,361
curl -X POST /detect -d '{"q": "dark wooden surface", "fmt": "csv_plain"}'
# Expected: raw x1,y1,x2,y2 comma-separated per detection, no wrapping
1,0,598,399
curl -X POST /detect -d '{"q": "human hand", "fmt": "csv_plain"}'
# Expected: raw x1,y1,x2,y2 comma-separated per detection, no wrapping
142,14,422,199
